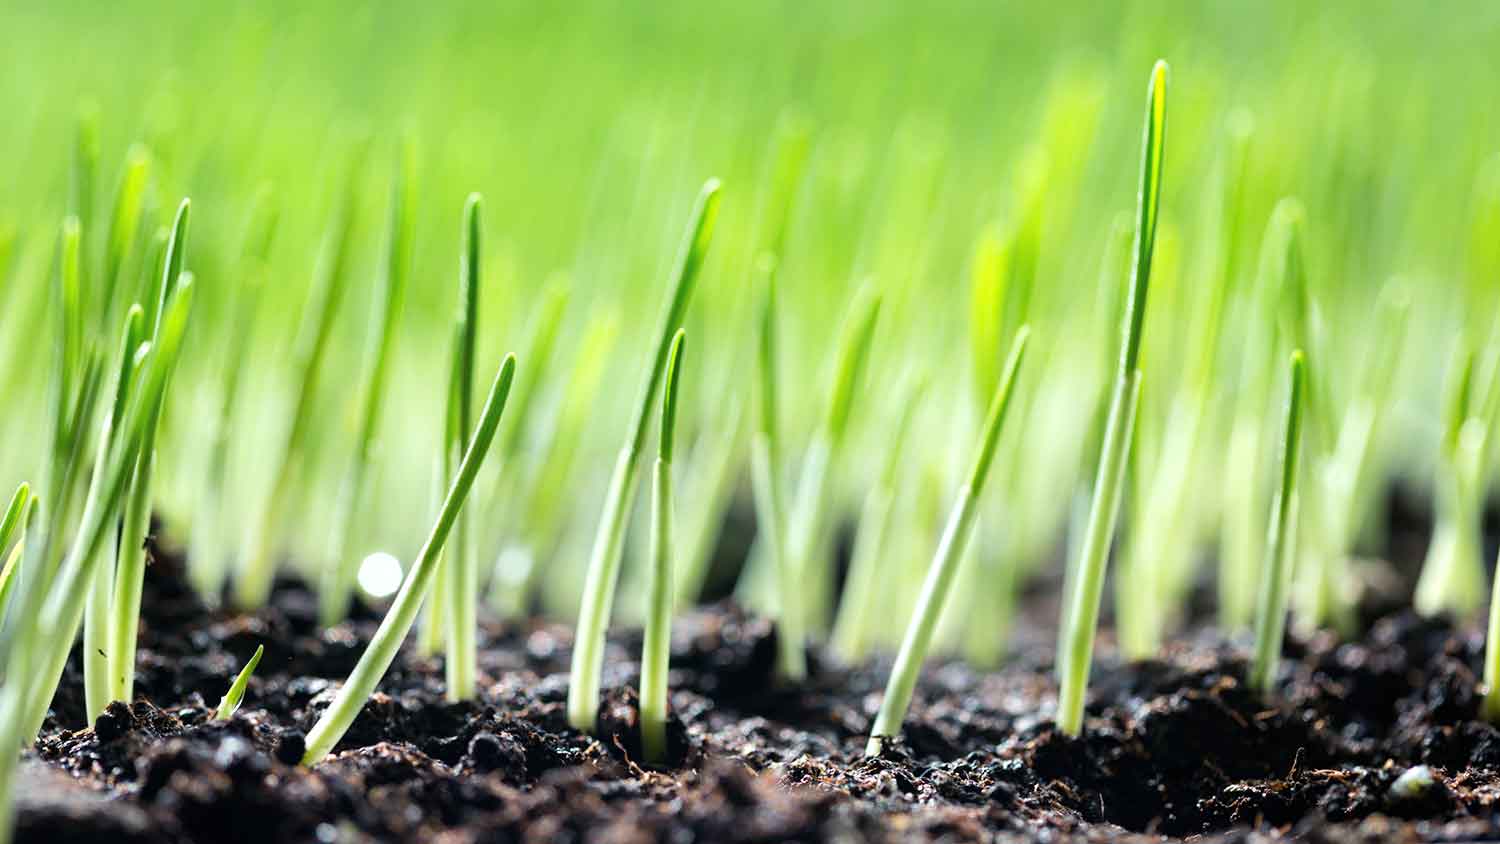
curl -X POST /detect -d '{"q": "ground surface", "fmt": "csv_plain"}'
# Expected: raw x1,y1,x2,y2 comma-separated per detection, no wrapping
15,536,1500,844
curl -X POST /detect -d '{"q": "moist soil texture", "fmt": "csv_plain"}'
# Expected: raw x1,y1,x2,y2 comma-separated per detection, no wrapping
15,529,1500,844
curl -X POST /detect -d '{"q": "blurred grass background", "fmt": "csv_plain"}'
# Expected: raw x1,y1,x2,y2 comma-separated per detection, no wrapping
2,0,1499,642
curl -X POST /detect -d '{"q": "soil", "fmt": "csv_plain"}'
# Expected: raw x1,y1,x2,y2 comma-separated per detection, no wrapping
15,512,1500,844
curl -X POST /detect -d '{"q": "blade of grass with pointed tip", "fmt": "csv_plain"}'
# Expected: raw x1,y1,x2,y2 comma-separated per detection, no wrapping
867,328,1029,756
1250,350,1308,693
1055,60,1168,738
216,644,265,720
302,355,515,765
22,273,195,742
567,179,721,732
444,192,481,700
641,329,686,765
108,201,190,709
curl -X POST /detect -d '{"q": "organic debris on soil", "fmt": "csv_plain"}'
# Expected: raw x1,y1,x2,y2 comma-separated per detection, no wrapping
16,535,1500,844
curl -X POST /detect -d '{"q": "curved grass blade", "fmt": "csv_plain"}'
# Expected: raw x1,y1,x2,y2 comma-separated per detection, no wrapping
444,192,481,700
641,330,686,764
1055,60,1168,737
867,328,1029,755
215,644,265,720
1249,350,1308,693
302,355,516,765
566,179,721,732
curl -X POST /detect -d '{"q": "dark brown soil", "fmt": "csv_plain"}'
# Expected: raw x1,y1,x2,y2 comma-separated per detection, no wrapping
15,529,1500,844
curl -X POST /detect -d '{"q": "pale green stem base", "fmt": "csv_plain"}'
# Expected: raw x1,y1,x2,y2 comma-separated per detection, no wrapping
640,459,673,764
567,447,641,730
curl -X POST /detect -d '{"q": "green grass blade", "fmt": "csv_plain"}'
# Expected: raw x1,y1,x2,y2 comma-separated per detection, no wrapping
302,355,516,765
641,329,686,764
22,273,195,741
100,146,150,327
1249,350,1308,693
215,644,264,720
444,192,481,700
867,328,1029,755
82,305,146,720
1055,60,1168,737
566,179,721,732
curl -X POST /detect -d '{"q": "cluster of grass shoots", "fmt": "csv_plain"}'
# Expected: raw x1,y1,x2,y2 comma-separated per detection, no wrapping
7,17,1500,838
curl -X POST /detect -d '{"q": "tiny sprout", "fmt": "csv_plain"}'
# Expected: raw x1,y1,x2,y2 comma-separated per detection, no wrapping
216,645,265,721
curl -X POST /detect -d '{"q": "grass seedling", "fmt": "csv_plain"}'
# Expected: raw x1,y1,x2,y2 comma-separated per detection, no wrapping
99,146,150,328
640,330,686,765
1249,350,1307,694
321,149,414,627
866,327,1029,756
82,303,147,720
17,269,194,743
106,199,189,713
1413,342,1494,618
215,644,264,720
301,355,516,765
442,193,481,700
236,156,363,609
566,178,720,732
1055,60,1168,737
749,270,803,680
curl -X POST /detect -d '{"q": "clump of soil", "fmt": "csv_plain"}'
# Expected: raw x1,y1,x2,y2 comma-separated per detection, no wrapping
15,534,1500,843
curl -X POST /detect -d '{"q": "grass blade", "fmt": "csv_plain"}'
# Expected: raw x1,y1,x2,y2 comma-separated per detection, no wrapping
215,644,265,720
866,328,1029,755
302,355,516,765
640,329,686,764
566,179,721,732
1055,60,1168,737
1249,350,1307,693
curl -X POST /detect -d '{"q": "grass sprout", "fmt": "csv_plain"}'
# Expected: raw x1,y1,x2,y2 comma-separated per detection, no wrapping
443,192,482,700
640,329,686,765
1249,349,1308,693
1055,60,1168,737
81,303,147,720
1413,341,1494,618
866,327,1029,756
106,199,190,713
566,178,721,732
301,354,516,765
215,644,264,720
